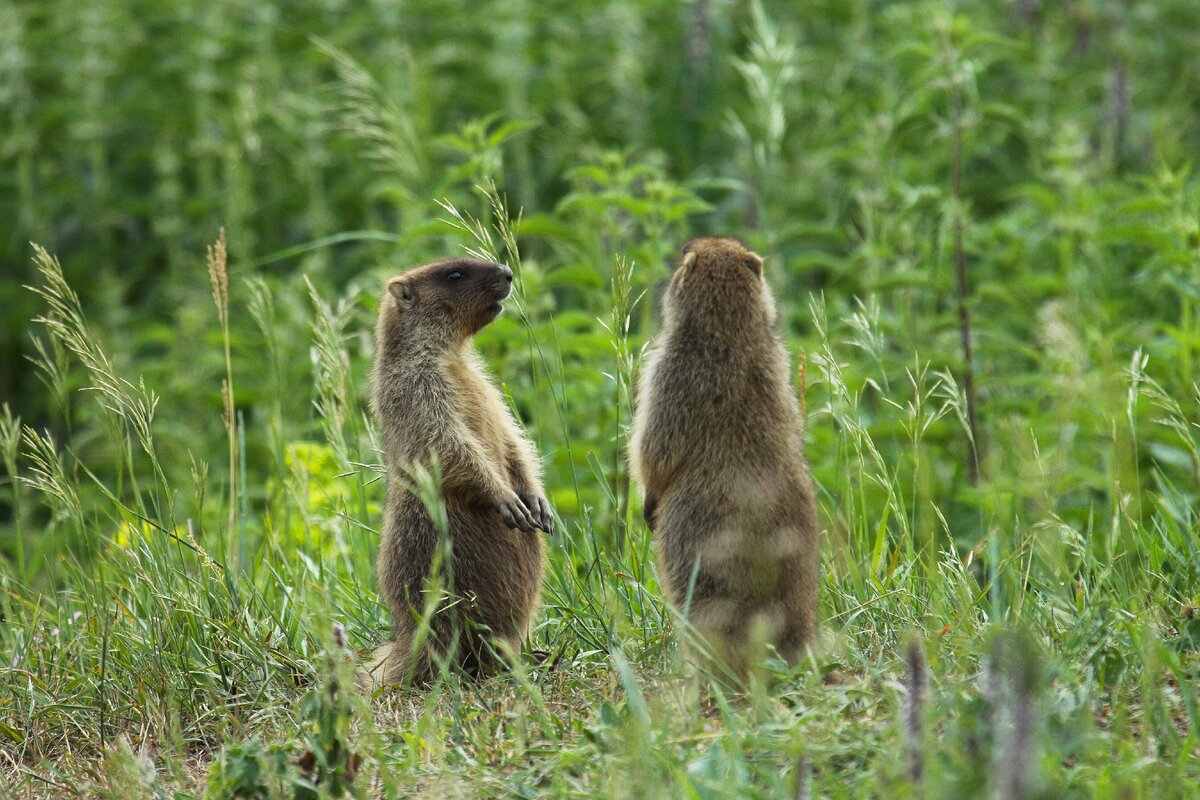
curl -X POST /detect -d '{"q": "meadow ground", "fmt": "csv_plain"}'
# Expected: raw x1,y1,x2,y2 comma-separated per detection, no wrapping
2,2,1200,797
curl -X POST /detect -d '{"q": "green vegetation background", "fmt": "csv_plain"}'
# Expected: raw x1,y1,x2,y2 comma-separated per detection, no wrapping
2,0,1199,797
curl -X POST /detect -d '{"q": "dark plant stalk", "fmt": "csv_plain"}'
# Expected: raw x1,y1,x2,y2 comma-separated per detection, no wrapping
1074,17,1092,57
687,0,712,75
1015,0,1039,28
1109,58,1129,172
1004,670,1033,800
996,634,1036,800
949,67,981,485
682,0,713,163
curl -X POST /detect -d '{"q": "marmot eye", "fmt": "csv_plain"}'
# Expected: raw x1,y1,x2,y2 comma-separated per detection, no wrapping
446,271,463,282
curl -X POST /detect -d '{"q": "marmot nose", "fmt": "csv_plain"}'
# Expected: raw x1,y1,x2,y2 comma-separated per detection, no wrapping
496,263,513,283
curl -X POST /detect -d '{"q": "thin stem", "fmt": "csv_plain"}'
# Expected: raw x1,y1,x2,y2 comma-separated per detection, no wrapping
948,56,981,486
208,229,237,565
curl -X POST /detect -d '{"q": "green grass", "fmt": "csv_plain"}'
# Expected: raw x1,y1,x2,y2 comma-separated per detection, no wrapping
3,1,1200,797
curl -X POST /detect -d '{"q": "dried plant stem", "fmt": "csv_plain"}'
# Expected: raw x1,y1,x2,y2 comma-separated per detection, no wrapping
904,639,927,786
793,757,812,800
995,634,1036,800
208,229,237,557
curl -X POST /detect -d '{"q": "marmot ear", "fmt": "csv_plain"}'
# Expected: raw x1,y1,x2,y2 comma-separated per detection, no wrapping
388,277,417,309
678,251,697,271
744,251,764,276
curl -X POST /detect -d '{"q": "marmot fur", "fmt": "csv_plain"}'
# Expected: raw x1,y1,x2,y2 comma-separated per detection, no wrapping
630,237,818,672
364,258,551,688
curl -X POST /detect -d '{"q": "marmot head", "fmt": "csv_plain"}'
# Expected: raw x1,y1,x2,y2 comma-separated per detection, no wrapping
384,258,514,345
664,237,773,327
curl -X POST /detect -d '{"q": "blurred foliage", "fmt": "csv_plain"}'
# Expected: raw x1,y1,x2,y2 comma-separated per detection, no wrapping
2,0,1198,556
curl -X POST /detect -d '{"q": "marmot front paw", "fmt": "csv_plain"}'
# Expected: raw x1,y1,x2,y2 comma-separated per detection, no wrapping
519,492,555,534
498,492,538,532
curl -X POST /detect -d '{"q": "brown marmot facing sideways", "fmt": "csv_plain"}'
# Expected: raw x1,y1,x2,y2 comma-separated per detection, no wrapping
364,258,552,688
629,237,818,672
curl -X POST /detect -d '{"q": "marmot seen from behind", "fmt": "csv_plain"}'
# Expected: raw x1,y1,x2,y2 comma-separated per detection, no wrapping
630,237,819,672
366,257,552,688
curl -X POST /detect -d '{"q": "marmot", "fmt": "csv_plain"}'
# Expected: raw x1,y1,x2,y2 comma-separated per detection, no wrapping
629,237,818,672
365,257,552,688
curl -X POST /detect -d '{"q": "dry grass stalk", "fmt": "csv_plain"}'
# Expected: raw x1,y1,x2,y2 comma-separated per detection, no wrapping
207,228,238,552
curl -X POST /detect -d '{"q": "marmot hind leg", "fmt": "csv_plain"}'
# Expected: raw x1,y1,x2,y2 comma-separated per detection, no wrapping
356,636,433,691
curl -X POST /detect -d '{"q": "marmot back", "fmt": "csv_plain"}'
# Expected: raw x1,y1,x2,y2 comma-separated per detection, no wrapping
364,257,553,688
630,237,819,673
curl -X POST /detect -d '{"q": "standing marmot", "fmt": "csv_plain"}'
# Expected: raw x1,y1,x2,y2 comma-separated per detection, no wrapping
365,258,552,688
629,237,818,672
